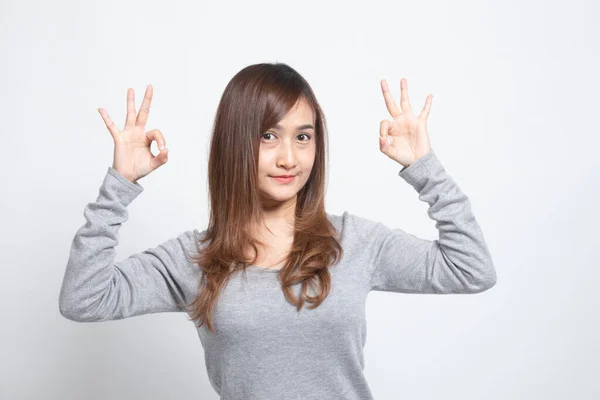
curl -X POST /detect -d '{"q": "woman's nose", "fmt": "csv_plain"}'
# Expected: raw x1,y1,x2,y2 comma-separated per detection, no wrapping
277,143,297,167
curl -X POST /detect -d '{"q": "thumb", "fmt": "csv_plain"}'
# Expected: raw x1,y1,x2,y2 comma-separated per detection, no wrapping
379,136,392,155
379,119,393,156
150,148,169,170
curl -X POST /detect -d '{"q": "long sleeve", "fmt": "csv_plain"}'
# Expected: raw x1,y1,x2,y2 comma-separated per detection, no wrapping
350,148,497,294
58,166,200,322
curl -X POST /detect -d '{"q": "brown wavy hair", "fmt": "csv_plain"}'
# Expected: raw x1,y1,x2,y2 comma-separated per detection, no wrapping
182,62,343,333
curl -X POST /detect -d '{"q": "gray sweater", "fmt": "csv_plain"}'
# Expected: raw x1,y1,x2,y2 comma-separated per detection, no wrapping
59,148,497,399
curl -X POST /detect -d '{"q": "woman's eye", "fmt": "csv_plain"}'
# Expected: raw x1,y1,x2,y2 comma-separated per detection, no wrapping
261,132,312,141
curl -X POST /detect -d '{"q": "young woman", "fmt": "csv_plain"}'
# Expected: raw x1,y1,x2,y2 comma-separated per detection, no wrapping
59,62,497,399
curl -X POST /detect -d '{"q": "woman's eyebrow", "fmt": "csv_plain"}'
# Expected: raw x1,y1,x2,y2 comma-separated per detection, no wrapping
273,123,315,130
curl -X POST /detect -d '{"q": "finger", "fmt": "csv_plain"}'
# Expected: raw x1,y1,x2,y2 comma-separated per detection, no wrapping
125,88,137,131
379,119,392,138
136,84,153,127
151,148,169,170
98,108,120,141
379,119,392,151
380,79,401,118
400,78,413,116
146,129,167,151
419,94,433,120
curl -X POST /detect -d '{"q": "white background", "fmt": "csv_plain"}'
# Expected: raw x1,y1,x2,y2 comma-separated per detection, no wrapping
2,0,598,398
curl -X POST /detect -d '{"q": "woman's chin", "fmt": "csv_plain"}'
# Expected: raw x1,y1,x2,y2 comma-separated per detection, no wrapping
259,190,297,204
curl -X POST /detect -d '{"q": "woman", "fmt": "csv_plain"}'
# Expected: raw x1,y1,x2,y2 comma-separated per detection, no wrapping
59,62,497,399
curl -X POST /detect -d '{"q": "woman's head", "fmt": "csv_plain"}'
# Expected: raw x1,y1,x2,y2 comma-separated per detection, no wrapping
184,62,343,332
208,62,328,223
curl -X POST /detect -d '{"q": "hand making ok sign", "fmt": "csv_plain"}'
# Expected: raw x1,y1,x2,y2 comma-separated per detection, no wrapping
379,78,432,168
98,85,169,183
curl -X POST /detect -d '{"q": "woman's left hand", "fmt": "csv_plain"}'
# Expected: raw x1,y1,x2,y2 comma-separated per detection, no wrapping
379,78,433,168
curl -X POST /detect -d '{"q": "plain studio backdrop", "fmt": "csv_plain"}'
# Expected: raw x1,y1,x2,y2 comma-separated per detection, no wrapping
1,0,598,399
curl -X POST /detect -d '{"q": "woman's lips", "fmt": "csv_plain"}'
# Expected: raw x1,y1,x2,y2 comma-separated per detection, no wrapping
272,176,295,183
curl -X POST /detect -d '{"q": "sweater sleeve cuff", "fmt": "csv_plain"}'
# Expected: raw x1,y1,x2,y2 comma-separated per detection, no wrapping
104,166,144,206
397,148,445,192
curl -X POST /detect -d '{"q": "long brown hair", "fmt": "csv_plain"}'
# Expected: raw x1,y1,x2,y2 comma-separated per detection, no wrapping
182,62,343,333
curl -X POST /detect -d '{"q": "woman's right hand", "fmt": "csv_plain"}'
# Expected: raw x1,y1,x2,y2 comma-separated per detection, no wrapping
98,84,168,183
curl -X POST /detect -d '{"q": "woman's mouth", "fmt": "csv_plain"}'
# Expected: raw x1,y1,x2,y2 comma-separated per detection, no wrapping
272,176,295,184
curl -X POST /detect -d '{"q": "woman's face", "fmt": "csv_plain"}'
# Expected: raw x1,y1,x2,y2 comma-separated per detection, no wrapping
257,97,316,206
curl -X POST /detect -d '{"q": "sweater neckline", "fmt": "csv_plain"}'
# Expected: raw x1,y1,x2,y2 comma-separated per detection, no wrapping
247,265,281,272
